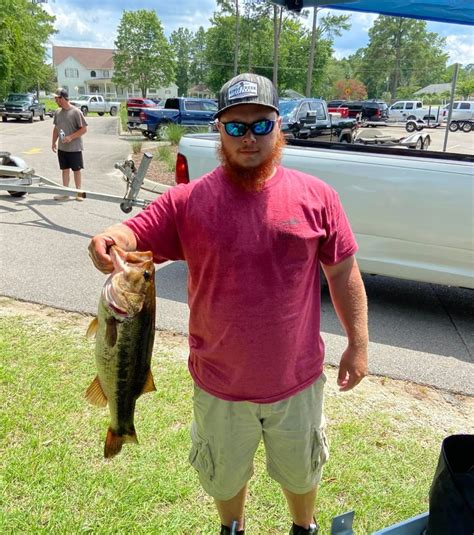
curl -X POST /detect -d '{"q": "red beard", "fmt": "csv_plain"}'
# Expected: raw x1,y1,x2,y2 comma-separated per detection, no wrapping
217,131,286,192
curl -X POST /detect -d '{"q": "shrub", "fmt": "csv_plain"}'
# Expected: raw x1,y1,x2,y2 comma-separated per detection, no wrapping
155,145,176,172
131,141,143,154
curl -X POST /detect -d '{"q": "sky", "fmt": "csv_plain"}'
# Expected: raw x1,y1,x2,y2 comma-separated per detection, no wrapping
42,0,473,66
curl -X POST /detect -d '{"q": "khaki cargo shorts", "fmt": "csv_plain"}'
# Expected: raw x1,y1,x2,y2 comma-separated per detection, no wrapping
189,374,329,501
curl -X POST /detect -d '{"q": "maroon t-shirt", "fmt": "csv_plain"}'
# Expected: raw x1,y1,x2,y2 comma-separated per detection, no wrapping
124,165,358,402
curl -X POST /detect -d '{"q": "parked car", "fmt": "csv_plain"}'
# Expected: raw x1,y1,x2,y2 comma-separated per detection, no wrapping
139,97,217,139
344,100,389,122
279,98,356,142
69,95,120,116
388,100,439,122
441,101,474,122
0,93,46,123
327,99,347,108
126,98,160,130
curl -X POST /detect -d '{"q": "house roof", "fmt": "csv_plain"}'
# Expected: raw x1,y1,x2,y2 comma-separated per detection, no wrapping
52,46,114,69
414,83,452,95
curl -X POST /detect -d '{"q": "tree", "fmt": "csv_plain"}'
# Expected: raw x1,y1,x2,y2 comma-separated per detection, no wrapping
188,27,209,86
170,28,193,96
334,79,367,100
305,9,351,97
356,16,448,99
113,10,175,97
0,0,56,98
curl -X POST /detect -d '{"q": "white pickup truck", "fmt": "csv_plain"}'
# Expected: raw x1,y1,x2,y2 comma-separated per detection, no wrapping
388,100,441,122
175,134,474,289
69,95,120,116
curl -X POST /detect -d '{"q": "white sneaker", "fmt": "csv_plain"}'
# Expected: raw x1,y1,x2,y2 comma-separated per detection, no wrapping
53,195,70,201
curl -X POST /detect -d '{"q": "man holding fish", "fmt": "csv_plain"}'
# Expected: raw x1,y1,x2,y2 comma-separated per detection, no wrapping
88,73,369,535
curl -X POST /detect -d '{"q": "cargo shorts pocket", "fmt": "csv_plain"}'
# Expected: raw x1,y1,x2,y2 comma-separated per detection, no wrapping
189,438,215,481
311,427,329,473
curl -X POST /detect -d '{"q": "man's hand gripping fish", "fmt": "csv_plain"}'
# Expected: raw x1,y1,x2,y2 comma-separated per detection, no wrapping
85,246,156,458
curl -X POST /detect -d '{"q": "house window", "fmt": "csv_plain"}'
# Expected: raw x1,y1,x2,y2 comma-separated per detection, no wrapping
65,68,79,78
165,89,171,95
91,71,96,78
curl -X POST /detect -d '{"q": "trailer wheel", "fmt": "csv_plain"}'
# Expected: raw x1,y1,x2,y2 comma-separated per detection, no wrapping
120,202,133,214
405,121,417,133
97,112,104,116
462,122,472,133
422,136,431,150
1,157,27,197
415,138,423,150
449,121,459,132
8,190,26,197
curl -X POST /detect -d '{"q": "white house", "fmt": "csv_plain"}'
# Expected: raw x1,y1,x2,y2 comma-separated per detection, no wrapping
52,45,178,101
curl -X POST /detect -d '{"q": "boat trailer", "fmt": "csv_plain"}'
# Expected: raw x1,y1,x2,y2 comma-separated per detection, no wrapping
0,151,167,213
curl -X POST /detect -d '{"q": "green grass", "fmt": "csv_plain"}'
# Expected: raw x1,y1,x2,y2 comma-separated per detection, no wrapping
0,311,448,534
154,145,176,172
131,141,143,155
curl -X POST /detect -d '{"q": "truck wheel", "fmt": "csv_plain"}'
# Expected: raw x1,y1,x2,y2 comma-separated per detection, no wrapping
98,112,104,116
28,112,33,123
39,112,45,121
462,122,472,133
81,106,88,116
2,116,6,122
109,107,117,116
449,121,459,132
405,121,417,133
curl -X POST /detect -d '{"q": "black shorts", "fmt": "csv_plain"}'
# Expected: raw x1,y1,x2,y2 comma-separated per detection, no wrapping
58,150,84,171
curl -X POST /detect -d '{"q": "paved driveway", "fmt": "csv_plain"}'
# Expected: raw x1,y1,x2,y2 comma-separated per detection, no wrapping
1,116,473,395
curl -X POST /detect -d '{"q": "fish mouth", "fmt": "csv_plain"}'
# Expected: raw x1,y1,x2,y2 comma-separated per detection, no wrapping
102,276,130,317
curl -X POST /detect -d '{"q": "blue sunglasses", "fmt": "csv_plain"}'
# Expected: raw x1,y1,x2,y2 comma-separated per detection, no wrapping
221,119,276,137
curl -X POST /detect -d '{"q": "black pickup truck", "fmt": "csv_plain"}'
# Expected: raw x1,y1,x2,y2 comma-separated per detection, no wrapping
279,98,357,142
0,93,46,123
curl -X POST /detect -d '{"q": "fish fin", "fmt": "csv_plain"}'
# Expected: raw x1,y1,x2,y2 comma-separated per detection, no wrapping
141,369,157,395
85,376,108,407
105,317,117,347
86,318,99,338
104,427,138,458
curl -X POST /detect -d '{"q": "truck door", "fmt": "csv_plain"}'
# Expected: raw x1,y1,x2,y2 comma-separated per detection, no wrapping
182,100,217,126
389,102,405,121
89,96,98,112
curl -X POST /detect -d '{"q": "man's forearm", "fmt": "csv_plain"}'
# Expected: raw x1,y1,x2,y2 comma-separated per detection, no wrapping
324,258,368,348
70,126,87,140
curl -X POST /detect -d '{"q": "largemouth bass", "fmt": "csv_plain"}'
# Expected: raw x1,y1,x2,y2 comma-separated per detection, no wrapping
85,246,156,458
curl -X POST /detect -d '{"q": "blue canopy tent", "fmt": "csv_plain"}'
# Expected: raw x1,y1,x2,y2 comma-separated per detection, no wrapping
269,0,474,25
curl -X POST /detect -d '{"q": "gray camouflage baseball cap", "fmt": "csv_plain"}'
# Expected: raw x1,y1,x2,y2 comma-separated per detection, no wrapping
215,73,279,118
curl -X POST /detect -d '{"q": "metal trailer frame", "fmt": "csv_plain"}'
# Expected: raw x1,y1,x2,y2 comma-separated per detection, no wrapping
0,151,167,213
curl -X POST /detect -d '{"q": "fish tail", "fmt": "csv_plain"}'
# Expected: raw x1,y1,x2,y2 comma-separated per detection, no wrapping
104,426,138,459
